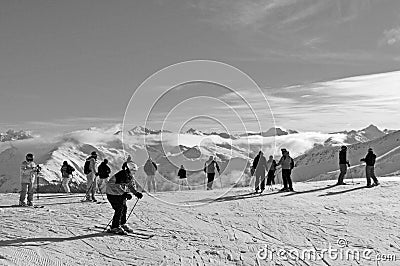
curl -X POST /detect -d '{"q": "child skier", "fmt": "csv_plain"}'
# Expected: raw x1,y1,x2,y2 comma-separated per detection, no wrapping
106,161,143,235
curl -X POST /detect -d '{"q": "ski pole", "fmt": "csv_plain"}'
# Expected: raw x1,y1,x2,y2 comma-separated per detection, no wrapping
82,178,94,201
126,197,140,222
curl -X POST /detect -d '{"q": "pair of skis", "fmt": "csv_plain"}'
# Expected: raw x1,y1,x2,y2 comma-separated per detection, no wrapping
92,225,154,239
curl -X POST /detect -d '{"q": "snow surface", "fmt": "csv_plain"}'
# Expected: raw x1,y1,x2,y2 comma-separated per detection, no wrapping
0,177,399,265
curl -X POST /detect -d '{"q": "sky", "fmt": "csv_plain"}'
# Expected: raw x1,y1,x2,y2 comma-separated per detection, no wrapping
1,0,400,135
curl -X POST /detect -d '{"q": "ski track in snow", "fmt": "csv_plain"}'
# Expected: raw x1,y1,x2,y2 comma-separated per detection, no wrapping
0,177,399,265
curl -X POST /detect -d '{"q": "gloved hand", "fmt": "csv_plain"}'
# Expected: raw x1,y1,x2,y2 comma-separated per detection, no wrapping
135,191,143,199
124,192,133,200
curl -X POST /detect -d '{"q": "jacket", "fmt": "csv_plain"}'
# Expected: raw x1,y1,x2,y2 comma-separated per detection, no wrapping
339,150,347,165
60,164,75,178
144,160,157,175
106,169,138,196
178,168,187,179
266,159,277,172
204,159,220,174
254,155,267,175
20,161,37,184
86,157,97,175
277,155,294,170
98,162,111,179
361,151,376,166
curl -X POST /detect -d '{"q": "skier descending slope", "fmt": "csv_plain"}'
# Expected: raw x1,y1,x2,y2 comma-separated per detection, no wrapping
19,153,40,206
106,161,143,235
337,146,350,185
360,148,380,188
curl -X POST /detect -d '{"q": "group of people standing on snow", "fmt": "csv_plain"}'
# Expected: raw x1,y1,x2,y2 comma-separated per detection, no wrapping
336,146,379,187
251,148,294,193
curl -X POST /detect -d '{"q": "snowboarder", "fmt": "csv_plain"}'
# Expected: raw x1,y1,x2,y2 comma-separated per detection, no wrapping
337,146,350,185
19,153,40,206
106,161,143,235
276,149,295,192
252,151,267,193
60,161,75,193
266,155,277,187
98,159,111,193
177,165,190,191
84,151,98,202
144,157,158,193
204,156,220,190
360,148,380,188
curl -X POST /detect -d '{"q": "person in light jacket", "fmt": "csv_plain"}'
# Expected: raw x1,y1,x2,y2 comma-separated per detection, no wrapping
19,153,40,206
276,149,295,192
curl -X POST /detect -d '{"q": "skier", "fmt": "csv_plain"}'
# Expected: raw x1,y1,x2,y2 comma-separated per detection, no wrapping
177,165,190,190
204,156,220,190
336,146,350,185
266,155,277,187
276,149,295,192
252,151,267,193
98,159,111,193
144,157,158,193
19,153,40,206
360,148,380,187
121,154,132,171
60,161,75,193
106,161,143,235
84,151,98,202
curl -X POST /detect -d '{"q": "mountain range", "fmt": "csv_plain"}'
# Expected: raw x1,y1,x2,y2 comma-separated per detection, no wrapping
0,124,398,192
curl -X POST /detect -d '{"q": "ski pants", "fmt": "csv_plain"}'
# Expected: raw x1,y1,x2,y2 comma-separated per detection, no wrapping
207,173,215,190
266,170,276,185
98,178,107,193
282,169,293,190
62,176,71,193
337,164,347,184
255,172,265,191
107,194,128,229
366,166,379,185
146,175,156,192
86,173,97,199
20,182,34,204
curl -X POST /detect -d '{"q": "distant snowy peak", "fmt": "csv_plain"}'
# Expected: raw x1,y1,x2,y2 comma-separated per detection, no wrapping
331,124,386,144
185,128,203,135
239,127,298,137
0,129,33,142
127,126,171,136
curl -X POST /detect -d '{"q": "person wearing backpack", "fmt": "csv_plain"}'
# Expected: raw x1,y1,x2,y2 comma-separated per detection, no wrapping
360,148,380,188
252,151,267,193
277,149,295,192
266,155,277,187
98,159,111,193
60,161,75,193
144,157,158,193
204,156,220,190
84,151,98,202
106,161,143,235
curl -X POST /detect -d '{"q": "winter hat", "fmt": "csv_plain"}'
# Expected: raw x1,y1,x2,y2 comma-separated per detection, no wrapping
103,159,108,164
26,153,34,161
91,151,97,157
63,161,68,165
368,148,373,152
341,146,347,150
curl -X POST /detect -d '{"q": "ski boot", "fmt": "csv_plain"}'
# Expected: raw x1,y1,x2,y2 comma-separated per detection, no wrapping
121,224,134,233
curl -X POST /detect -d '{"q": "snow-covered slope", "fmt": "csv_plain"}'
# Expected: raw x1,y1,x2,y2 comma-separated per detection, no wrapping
0,177,399,265
330,124,386,144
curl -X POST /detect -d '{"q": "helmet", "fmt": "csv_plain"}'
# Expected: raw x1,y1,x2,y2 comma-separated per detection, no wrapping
26,153,34,162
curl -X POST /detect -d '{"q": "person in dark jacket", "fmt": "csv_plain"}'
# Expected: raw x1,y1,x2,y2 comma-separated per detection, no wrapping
98,159,111,193
360,148,379,187
204,156,221,190
266,155,277,187
106,162,143,235
177,165,190,190
337,146,350,185
252,151,267,193
60,161,75,193
121,155,132,171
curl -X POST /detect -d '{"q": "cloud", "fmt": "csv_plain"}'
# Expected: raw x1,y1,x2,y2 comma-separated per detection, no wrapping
380,27,400,46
